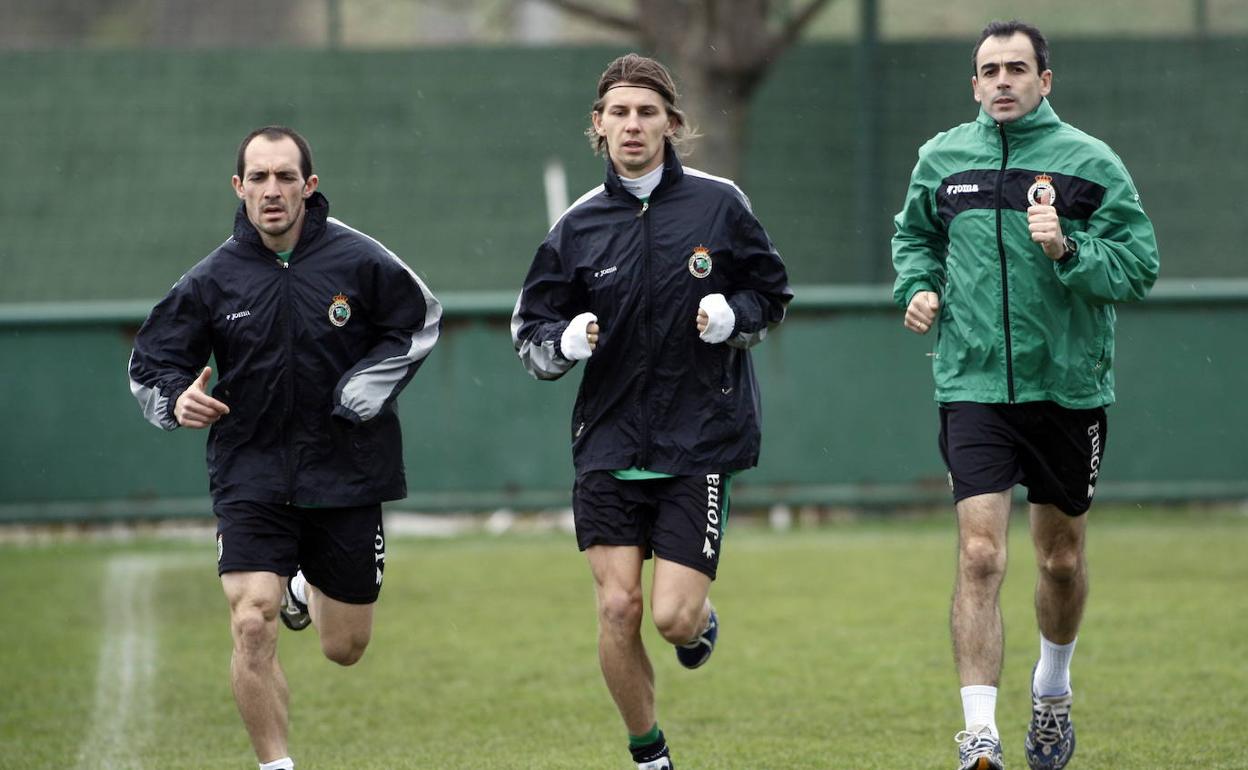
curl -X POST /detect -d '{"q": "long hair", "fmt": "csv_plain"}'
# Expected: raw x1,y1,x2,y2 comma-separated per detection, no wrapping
585,53,700,157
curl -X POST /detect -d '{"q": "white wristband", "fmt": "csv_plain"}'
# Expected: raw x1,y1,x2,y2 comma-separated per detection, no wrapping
698,294,735,344
560,312,598,361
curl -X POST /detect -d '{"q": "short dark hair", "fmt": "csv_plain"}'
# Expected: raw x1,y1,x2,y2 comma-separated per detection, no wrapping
972,20,1050,74
236,125,313,180
585,53,699,156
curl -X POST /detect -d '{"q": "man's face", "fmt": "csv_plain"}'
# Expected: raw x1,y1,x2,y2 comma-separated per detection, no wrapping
592,84,676,178
231,135,317,246
972,32,1052,123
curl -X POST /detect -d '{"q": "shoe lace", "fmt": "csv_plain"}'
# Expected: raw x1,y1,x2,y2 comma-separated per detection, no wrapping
954,725,997,757
1030,696,1071,748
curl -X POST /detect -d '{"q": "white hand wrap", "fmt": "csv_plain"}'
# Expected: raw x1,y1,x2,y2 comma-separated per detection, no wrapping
697,294,735,344
560,312,598,361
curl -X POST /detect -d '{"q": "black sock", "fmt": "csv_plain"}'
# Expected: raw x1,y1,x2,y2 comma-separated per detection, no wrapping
629,731,670,764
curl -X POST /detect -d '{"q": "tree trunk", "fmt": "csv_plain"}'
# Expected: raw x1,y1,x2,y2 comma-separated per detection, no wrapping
539,0,835,182
669,61,753,179
636,0,769,179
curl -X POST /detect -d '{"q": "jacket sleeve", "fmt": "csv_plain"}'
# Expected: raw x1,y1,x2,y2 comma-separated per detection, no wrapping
891,152,948,308
128,274,212,431
512,239,585,380
333,252,442,424
722,203,793,350
1054,156,1159,304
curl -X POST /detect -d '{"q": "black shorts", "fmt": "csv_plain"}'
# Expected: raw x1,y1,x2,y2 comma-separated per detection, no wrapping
938,401,1108,517
572,471,732,580
214,501,386,604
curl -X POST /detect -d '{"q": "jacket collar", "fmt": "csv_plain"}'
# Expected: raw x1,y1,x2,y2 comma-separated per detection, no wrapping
603,141,684,198
232,191,330,253
976,97,1061,137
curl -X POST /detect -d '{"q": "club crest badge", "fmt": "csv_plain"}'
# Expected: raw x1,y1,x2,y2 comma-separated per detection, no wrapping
328,293,351,327
688,246,713,278
1027,173,1057,206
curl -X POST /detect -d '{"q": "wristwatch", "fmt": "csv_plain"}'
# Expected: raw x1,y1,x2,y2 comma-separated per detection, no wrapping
1057,235,1079,265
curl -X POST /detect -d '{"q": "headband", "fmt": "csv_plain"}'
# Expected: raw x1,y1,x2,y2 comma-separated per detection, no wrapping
602,82,673,101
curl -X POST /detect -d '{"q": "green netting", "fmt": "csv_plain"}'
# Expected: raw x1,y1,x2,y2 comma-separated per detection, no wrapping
0,40,1243,302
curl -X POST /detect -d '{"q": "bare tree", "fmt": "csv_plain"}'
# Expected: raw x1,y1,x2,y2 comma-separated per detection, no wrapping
536,0,837,178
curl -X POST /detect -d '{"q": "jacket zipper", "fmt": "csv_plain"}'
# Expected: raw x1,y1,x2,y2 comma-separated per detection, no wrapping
639,199,652,469
279,255,296,502
995,123,1016,403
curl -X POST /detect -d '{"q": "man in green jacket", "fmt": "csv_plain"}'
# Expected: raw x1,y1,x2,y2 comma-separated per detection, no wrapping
892,19,1159,770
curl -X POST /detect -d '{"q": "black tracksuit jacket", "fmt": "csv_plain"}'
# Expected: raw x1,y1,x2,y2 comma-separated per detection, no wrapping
129,193,441,506
512,146,793,476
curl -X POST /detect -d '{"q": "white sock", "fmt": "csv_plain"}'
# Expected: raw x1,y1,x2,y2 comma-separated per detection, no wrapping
961,685,998,738
1034,636,1076,696
259,758,294,770
290,571,308,606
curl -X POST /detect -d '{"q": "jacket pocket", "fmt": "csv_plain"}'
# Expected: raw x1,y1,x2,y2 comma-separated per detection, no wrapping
1089,311,1112,373
330,415,379,471
718,351,735,397
571,394,592,444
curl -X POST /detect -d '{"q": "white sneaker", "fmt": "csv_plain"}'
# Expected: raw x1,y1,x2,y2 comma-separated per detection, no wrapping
955,724,1004,770
279,576,310,631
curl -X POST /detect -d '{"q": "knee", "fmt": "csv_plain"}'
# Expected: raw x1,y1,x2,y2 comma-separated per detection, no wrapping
652,601,702,645
1037,547,1083,585
321,631,371,667
597,588,644,635
231,606,278,661
960,536,1006,583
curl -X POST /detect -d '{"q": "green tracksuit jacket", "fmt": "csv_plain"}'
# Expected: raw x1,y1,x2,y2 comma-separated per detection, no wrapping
892,98,1159,408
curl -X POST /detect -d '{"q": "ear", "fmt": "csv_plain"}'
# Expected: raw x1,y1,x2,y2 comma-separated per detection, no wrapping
665,115,678,137
591,110,606,136
303,174,319,198
231,175,245,199
1039,69,1053,97
971,76,982,104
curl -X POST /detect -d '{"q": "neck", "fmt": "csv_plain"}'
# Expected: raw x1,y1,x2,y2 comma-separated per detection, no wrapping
616,163,664,200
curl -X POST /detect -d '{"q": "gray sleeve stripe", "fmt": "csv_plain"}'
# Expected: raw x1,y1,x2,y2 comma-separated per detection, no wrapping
511,292,573,380
128,352,177,430
330,218,442,421
726,328,768,350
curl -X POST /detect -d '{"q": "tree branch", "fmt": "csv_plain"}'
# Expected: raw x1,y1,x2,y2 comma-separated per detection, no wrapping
762,0,837,64
534,0,641,35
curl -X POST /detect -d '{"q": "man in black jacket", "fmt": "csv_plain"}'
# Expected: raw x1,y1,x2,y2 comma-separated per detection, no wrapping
129,126,440,770
512,55,791,770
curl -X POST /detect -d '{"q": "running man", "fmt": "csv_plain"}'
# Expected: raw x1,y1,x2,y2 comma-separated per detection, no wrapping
512,54,792,769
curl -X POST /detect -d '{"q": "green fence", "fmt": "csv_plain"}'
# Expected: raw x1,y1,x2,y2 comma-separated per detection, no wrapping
1,39,1245,304
2,280,1245,523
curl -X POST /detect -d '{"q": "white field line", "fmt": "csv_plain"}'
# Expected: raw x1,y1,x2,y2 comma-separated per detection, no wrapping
75,554,188,770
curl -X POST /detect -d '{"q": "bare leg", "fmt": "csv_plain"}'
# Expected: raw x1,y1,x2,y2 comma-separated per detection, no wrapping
650,558,712,646
952,491,1012,686
306,584,375,666
586,545,654,734
1030,503,1088,644
221,571,288,763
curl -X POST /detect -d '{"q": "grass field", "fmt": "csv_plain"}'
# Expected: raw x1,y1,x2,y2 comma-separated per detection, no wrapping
2,506,1246,769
